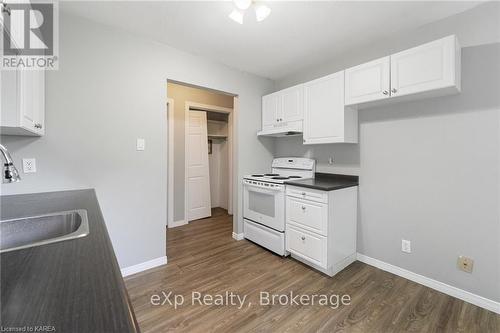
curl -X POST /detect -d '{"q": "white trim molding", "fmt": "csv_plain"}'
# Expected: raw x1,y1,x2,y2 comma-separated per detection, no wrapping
167,98,175,227
357,253,500,314
121,256,168,277
232,232,244,241
168,220,187,228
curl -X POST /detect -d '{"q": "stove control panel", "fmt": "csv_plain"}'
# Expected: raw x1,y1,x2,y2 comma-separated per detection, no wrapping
272,157,316,170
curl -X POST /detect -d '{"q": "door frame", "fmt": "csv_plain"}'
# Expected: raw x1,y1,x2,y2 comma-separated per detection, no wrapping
184,101,234,223
167,98,174,227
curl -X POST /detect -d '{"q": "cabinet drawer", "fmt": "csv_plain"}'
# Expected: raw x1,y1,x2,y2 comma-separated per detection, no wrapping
286,186,328,203
286,197,328,236
286,225,327,268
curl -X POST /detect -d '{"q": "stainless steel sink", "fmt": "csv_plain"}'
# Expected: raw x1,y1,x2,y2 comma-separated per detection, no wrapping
0,209,89,253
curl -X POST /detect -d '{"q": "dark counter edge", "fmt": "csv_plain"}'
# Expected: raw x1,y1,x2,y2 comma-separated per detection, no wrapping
284,172,359,191
0,188,141,333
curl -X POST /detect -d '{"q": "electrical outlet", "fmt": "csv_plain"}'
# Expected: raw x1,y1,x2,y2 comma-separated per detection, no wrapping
401,239,411,253
457,256,474,273
22,158,36,173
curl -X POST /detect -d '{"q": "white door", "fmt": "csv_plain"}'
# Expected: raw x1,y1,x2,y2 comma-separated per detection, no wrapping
187,111,211,221
303,71,345,144
281,84,304,123
390,35,459,98
262,93,280,128
345,56,390,105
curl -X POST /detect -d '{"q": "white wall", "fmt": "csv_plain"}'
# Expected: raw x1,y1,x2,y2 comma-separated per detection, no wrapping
0,12,273,268
274,2,500,302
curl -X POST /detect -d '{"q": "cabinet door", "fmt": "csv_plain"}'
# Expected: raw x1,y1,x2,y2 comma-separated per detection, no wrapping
19,70,45,135
303,71,345,144
391,35,459,98
345,56,390,105
280,84,304,123
286,196,328,236
286,225,327,268
19,71,37,131
262,93,280,127
33,70,45,135
0,68,21,126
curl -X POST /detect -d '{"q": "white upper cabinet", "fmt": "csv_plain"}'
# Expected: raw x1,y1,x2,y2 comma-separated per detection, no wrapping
345,56,390,105
280,85,304,123
262,93,281,127
345,35,460,108
0,5,45,137
390,35,460,98
0,69,45,136
260,84,304,135
303,71,357,145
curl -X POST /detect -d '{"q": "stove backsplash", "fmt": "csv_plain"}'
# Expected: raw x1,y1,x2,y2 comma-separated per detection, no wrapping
274,136,360,176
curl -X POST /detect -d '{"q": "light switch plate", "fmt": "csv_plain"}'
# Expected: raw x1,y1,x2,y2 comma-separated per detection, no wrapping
22,158,36,173
402,239,411,253
136,138,145,151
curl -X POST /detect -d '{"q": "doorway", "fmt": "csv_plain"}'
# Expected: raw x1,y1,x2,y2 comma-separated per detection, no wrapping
167,81,235,228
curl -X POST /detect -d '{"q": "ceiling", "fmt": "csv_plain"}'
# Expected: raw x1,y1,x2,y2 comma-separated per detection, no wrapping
61,1,483,80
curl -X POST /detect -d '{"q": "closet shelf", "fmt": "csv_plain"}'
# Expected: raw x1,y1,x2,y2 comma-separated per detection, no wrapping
208,134,227,140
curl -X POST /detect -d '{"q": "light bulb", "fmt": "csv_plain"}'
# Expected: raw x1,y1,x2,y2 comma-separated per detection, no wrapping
229,9,244,24
234,0,252,10
255,4,271,22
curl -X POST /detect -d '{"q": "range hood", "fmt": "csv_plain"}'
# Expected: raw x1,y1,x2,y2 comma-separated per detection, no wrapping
257,121,303,137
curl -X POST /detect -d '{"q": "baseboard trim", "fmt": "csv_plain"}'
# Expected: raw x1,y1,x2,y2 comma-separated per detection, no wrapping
356,253,500,314
168,219,187,228
232,232,244,241
121,256,168,277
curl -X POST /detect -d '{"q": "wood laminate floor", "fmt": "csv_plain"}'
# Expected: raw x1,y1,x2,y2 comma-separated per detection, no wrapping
125,208,500,332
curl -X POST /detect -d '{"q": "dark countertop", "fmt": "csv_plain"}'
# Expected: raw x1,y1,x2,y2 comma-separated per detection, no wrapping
0,189,140,333
285,173,359,191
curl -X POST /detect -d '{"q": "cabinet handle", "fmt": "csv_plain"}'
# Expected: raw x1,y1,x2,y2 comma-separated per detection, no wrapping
34,123,42,129
301,192,306,196
301,206,306,211
382,90,389,95
301,236,306,241
391,88,397,94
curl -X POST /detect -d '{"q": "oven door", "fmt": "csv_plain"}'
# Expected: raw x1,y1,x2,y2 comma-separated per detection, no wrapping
243,182,284,232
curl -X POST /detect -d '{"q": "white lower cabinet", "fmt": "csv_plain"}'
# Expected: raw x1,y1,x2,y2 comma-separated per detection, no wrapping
286,185,358,276
287,225,327,268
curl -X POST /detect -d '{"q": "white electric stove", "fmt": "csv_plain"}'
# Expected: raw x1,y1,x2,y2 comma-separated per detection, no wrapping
243,158,316,256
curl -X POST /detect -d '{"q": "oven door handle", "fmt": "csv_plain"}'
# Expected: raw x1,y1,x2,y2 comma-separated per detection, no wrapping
244,183,283,193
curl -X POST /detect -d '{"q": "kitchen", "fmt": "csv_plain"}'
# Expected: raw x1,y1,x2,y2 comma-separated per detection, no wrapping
1,1,499,332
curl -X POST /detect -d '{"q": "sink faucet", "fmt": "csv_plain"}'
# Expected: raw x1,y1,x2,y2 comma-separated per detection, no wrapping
0,144,21,183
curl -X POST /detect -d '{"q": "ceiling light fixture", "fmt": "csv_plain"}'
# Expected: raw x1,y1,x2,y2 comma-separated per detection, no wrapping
228,1,271,24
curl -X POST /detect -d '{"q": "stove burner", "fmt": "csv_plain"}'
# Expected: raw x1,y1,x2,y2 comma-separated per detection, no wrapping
272,176,289,180
251,174,264,177
265,173,279,176
288,176,302,178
